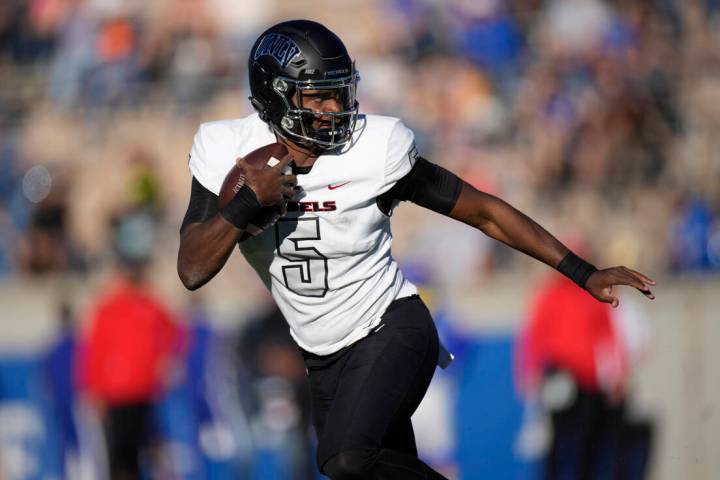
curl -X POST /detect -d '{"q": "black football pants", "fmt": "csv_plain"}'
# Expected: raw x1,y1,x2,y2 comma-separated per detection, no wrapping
301,295,447,480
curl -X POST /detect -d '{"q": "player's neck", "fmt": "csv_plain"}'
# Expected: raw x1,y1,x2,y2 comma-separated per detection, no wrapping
279,138,318,168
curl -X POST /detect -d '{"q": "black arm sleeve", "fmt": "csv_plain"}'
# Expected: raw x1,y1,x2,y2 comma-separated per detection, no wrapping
377,157,463,216
180,177,219,233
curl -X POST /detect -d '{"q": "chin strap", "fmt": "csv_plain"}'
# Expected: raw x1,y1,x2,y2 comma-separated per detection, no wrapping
272,125,326,157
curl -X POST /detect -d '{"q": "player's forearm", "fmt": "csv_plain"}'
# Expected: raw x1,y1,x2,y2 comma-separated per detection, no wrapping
449,183,569,269
177,216,243,290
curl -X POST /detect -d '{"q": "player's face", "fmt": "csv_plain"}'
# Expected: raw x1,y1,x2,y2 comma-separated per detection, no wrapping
282,78,358,150
296,89,343,128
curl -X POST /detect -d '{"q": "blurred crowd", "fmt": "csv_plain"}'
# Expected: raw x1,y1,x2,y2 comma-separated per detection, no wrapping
0,0,718,284
0,0,719,478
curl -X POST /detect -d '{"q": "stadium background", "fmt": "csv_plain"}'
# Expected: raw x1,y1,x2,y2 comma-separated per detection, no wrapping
0,0,719,479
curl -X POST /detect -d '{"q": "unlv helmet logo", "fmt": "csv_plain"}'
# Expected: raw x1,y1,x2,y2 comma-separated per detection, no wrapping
254,33,301,68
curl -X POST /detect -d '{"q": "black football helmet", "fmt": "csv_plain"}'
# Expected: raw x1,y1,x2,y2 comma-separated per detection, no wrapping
248,20,360,150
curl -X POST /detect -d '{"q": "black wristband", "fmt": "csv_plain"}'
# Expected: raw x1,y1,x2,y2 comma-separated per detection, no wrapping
557,251,597,288
219,185,261,230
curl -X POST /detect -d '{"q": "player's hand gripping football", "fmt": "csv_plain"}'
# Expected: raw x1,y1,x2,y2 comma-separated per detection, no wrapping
585,266,656,308
237,154,297,207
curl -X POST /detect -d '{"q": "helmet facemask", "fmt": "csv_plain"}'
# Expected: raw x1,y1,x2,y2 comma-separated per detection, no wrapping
271,72,360,151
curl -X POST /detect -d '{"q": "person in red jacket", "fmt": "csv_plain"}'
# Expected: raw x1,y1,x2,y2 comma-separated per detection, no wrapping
517,265,629,479
78,259,182,480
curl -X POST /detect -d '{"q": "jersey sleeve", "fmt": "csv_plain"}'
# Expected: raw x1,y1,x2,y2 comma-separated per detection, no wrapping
188,123,235,195
376,157,463,216
380,120,419,194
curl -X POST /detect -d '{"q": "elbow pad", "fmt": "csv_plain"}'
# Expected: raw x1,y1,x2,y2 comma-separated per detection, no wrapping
377,157,463,215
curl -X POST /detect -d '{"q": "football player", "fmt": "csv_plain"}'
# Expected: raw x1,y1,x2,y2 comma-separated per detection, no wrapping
177,20,655,480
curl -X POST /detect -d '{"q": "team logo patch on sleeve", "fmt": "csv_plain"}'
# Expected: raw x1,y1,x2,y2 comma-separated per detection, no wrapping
254,33,301,68
408,143,419,167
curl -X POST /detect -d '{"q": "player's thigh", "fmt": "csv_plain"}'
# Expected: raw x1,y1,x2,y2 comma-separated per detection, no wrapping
370,297,440,420
306,357,345,439
317,298,439,465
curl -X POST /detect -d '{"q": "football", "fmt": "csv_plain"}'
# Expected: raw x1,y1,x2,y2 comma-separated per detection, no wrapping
218,142,291,240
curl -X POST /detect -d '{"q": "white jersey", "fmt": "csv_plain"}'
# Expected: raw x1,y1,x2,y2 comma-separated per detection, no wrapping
188,112,418,355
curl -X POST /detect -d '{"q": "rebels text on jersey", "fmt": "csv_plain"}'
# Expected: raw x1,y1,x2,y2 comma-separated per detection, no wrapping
188,113,419,355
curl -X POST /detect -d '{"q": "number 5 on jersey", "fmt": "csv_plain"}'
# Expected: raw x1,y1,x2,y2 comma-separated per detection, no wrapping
275,217,329,297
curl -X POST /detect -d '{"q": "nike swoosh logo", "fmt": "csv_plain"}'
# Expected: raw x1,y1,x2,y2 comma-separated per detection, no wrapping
328,182,351,190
